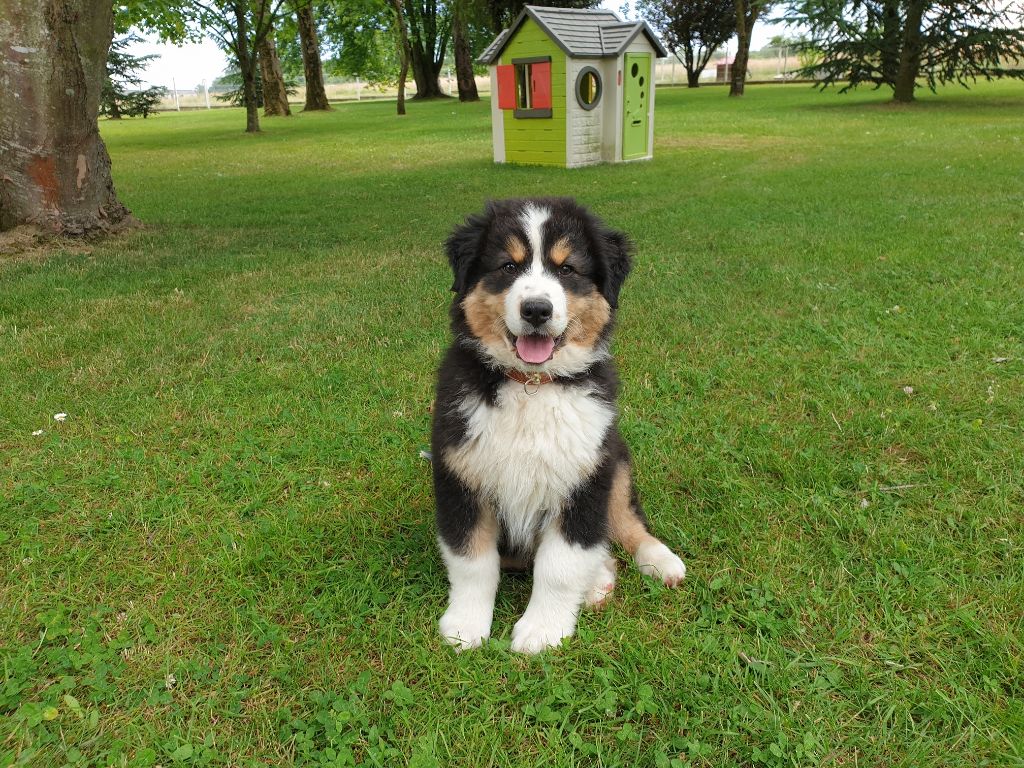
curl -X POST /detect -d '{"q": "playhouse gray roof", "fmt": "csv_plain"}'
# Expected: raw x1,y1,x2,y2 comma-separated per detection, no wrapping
477,6,668,64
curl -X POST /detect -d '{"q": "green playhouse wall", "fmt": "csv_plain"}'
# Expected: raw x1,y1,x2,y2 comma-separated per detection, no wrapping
500,18,567,166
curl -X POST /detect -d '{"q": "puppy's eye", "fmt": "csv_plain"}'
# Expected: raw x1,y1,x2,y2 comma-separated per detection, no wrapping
557,264,575,276
502,262,518,274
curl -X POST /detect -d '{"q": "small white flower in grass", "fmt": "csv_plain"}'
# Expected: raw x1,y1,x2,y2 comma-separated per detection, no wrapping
886,305,902,315
165,673,177,690
859,498,870,509
53,412,67,422
902,386,914,395
32,429,44,436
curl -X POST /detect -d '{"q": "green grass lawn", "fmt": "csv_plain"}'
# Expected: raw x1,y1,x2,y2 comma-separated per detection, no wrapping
2,80,1023,767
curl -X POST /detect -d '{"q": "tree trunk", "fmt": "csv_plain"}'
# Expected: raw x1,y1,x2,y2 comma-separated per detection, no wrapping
880,0,901,86
404,0,448,99
687,70,700,88
389,0,411,115
257,34,292,116
452,8,479,102
296,4,330,111
0,0,132,237
397,52,410,115
730,0,756,97
233,3,261,133
409,43,445,98
893,0,926,102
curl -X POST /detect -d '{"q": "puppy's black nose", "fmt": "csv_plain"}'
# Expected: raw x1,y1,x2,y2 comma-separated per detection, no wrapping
520,298,553,327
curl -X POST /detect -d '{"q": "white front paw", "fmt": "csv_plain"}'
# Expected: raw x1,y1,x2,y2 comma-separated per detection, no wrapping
585,557,617,609
636,540,687,587
510,611,578,654
439,604,492,651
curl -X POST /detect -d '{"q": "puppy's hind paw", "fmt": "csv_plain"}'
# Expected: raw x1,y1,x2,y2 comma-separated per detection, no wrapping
635,540,687,587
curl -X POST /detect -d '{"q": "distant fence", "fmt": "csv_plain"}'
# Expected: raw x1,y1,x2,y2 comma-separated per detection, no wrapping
151,47,1024,112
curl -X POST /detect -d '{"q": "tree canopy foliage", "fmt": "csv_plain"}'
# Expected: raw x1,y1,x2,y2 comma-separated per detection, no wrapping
101,34,168,118
784,0,1024,102
637,0,734,87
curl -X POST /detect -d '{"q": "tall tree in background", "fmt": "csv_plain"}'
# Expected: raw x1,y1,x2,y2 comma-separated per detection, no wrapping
730,0,770,95
452,0,479,101
295,2,332,109
0,0,132,236
637,0,734,87
101,34,168,118
405,0,450,97
257,29,293,115
785,0,1024,103
128,0,288,132
388,0,413,113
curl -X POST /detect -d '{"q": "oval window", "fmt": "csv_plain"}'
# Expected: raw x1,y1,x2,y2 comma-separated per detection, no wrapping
575,67,602,110
631,62,639,77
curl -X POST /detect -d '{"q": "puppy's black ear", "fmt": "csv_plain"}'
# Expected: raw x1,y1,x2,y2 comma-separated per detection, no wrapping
599,227,634,309
444,210,490,295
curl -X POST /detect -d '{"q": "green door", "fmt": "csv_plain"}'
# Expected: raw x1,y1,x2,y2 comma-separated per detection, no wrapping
622,53,650,160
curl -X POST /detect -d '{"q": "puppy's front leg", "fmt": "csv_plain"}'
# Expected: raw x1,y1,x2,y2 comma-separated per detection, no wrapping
436,468,500,651
511,522,607,654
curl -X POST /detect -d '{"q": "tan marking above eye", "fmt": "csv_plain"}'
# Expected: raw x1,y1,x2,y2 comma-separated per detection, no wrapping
506,237,527,264
549,237,573,266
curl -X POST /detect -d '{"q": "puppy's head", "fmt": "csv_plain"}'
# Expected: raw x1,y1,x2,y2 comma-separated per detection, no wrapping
445,197,633,375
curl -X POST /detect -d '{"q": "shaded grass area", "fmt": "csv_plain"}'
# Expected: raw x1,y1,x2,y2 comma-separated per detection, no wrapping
2,81,1023,767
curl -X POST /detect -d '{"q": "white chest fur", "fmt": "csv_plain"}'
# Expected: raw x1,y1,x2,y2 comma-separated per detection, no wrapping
444,380,615,550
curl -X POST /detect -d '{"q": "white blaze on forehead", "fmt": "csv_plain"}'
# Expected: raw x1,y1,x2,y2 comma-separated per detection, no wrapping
520,204,550,270
503,203,568,341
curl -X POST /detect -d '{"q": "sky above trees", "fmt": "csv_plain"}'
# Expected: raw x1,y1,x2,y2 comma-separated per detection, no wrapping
125,0,790,91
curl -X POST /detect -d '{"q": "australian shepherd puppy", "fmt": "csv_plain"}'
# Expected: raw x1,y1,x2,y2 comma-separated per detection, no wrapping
431,197,686,654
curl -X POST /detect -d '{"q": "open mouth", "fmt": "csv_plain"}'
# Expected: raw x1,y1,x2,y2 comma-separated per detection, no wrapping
511,332,563,364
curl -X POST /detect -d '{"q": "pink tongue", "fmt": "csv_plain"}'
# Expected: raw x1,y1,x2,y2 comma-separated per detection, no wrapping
516,334,555,364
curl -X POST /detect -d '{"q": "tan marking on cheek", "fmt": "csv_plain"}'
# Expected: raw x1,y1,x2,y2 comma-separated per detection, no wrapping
608,462,656,556
506,236,527,264
565,290,611,348
549,237,573,266
462,284,509,347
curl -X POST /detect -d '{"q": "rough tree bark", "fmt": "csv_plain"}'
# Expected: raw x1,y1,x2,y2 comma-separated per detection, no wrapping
408,45,445,97
730,0,759,96
257,33,292,116
0,0,132,237
893,0,926,102
231,3,261,132
452,7,479,101
296,3,330,110
389,0,412,115
405,0,448,98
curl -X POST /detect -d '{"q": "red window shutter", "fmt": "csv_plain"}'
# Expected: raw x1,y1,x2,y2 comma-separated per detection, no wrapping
496,65,516,109
531,60,552,109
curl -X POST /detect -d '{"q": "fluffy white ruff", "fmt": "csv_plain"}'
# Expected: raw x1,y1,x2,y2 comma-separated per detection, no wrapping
444,381,614,552
510,526,607,654
635,539,687,587
438,539,500,651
